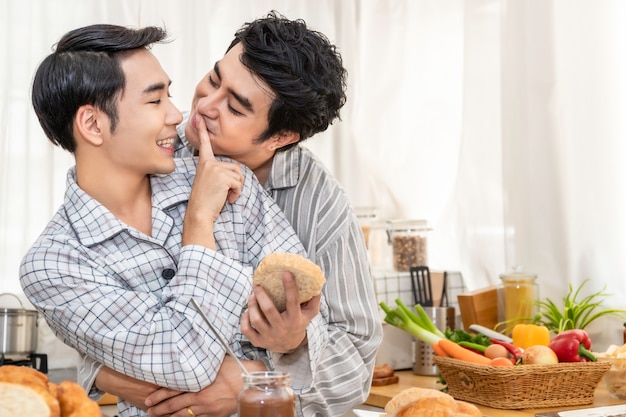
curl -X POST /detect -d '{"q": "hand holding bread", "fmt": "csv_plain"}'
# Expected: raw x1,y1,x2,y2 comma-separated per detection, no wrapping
253,253,326,312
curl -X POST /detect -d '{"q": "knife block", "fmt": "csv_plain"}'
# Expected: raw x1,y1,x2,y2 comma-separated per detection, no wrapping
457,286,498,331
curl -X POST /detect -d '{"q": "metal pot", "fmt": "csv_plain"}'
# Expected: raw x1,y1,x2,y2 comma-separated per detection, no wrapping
0,293,38,355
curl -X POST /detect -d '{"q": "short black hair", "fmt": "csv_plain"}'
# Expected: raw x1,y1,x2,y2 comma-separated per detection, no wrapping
228,11,347,148
31,24,169,153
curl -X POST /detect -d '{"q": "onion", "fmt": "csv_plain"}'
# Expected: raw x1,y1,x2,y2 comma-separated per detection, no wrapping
522,345,558,365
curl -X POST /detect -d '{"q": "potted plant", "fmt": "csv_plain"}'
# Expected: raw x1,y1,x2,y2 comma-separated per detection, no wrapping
496,279,626,334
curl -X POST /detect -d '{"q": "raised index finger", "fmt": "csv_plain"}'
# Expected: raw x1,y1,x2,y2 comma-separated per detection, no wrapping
194,114,215,161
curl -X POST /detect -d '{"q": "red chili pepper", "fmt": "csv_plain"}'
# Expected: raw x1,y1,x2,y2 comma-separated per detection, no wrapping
490,338,524,364
548,329,596,362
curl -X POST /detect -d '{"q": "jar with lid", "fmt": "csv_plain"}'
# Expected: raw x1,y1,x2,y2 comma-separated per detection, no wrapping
354,206,377,248
238,371,295,417
387,219,431,272
368,219,392,270
497,266,539,328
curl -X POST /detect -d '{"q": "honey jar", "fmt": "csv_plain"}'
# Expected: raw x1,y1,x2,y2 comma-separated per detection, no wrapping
497,266,538,328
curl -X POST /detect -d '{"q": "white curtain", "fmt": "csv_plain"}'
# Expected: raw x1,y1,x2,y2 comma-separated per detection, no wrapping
1,0,625,367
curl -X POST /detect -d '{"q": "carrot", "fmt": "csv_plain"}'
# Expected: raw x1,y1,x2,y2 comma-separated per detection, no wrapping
437,339,492,365
432,340,448,357
488,357,514,367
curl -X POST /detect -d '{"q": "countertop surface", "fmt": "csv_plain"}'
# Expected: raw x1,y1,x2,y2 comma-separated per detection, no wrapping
96,403,382,417
47,367,382,417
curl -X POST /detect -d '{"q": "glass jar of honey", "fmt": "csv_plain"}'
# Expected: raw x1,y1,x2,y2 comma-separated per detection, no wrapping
238,371,295,417
497,266,538,328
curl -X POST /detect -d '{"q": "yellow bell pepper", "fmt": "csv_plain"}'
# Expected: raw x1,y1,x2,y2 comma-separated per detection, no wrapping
512,323,551,349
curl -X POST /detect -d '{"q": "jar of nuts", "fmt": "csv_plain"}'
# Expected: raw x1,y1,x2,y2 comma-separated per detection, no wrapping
387,219,431,272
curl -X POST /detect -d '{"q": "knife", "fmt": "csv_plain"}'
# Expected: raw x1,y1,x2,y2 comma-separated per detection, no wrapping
469,324,513,343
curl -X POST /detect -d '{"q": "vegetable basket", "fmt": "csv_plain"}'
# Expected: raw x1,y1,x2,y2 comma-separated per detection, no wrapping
433,356,611,409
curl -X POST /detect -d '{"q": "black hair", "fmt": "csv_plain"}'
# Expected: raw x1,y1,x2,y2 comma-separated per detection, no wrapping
31,24,169,153
228,11,347,148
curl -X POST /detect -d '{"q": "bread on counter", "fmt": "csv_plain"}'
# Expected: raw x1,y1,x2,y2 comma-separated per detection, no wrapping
0,365,101,417
383,387,481,417
372,363,400,386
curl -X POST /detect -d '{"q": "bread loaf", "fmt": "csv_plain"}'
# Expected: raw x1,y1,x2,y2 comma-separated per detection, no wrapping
0,381,59,417
253,253,325,312
383,387,481,417
0,365,100,417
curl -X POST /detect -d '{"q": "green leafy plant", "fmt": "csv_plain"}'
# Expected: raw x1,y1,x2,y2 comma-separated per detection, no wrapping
530,279,626,334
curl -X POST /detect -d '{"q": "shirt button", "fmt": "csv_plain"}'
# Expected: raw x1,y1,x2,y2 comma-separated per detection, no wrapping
161,268,176,280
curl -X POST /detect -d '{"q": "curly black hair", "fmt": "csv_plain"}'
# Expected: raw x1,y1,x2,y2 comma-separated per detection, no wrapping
228,11,347,148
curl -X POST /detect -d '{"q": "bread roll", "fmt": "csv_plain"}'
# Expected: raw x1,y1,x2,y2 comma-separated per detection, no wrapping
0,363,49,386
56,380,102,417
383,387,482,417
373,363,395,379
253,253,325,311
0,381,58,417
0,365,60,417
0,365,100,417
455,400,482,417
385,388,457,417
397,396,458,416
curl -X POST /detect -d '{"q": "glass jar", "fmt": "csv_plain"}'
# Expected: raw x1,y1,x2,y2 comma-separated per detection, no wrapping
387,219,431,272
497,266,538,327
368,219,392,270
238,371,295,417
354,207,377,248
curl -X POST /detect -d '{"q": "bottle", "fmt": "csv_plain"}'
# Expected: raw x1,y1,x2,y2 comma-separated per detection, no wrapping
497,266,538,328
238,371,295,417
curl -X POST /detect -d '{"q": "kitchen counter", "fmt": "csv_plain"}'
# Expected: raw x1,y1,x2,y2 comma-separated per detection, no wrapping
97,402,384,416
366,370,625,417
47,368,379,417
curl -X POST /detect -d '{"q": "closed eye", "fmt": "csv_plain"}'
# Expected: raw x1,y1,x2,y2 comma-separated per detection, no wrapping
208,73,219,88
209,73,244,116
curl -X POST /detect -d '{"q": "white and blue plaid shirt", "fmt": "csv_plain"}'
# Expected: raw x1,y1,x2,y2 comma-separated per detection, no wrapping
20,157,324,417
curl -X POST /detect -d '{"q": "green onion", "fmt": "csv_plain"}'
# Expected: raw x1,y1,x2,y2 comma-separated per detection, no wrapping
379,299,444,346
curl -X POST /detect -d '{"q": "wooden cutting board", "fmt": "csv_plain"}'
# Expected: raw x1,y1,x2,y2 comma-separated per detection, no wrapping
97,393,117,405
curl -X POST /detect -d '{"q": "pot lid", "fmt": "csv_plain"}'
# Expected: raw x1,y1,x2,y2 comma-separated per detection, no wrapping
0,293,38,314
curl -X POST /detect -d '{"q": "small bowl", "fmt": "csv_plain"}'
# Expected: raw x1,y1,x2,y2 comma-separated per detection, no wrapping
598,357,626,399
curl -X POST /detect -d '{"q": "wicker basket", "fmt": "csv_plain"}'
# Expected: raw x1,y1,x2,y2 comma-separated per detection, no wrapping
433,356,611,409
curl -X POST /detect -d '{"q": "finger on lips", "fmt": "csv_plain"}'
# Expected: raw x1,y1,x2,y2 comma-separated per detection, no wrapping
194,114,215,160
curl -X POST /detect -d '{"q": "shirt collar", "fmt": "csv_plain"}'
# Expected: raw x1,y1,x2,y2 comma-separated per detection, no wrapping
266,145,302,191
63,160,194,246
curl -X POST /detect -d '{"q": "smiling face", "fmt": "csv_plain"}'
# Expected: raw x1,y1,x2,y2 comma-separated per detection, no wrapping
104,48,183,177
185,43,278,172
